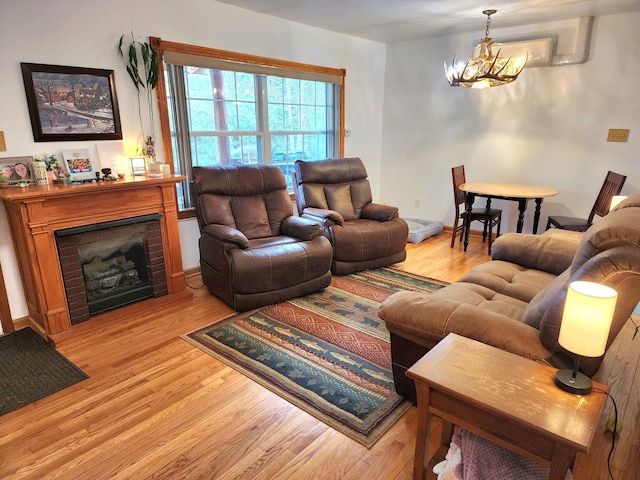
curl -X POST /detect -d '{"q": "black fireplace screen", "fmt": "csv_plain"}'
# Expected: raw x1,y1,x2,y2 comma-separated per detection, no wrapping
78,231,153,315
56,214,166,324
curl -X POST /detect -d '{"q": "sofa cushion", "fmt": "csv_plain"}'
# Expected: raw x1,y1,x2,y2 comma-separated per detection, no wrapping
491,230,581,276
522,269,570,329
325,184,358,220
458,260,557,304
430,282,530,321
571,207,640,274
379,291,550,360
232,196,271,239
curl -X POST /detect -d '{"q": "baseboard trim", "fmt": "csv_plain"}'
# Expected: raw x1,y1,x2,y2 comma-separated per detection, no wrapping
184,266,201,278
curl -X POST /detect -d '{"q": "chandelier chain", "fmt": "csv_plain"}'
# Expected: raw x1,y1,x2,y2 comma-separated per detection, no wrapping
482,9,497,40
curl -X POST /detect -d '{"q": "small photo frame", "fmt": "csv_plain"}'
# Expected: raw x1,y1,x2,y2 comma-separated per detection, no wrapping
62,149,96,182
0,156,33,185
129,156,146,176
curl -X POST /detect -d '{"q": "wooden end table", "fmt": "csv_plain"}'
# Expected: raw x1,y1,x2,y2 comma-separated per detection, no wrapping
407,333,607,480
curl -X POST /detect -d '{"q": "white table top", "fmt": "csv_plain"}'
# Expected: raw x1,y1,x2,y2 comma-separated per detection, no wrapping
459,182,559,199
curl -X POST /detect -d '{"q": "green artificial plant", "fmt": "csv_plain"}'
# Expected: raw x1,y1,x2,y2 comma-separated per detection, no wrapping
117,32,160,144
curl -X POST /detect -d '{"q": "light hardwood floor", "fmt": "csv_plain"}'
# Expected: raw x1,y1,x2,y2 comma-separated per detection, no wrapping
1,233,638,479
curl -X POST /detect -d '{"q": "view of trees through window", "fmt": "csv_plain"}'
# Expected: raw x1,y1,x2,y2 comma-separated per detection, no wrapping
165,65,340,210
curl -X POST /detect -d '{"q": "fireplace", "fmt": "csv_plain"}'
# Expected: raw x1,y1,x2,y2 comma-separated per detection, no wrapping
56,215,168,325
0,175,186,342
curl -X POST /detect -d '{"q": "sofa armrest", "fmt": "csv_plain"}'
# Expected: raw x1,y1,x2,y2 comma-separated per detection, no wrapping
491,230,581,276
379,291,551,361
361,203,399,222
281,216,323,240
201,224,249,249
301,207,344,226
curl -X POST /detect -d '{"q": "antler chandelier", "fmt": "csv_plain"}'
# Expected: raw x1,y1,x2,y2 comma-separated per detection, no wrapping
444,9,527,89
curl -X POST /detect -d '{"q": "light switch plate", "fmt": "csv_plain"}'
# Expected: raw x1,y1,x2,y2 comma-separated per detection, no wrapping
607,128,630,142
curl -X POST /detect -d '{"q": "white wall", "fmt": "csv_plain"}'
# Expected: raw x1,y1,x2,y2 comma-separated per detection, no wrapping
380,13,640,233
0,0,387,327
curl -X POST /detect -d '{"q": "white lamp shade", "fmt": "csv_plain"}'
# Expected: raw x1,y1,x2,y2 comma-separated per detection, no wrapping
610,195,627,211
558,281,617,357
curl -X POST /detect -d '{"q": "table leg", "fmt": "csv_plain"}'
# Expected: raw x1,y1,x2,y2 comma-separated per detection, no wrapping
516,198,528,233
549,443,576,480
532,198,543,234
440,420,454,449
463,193,475,251
413,385,432,480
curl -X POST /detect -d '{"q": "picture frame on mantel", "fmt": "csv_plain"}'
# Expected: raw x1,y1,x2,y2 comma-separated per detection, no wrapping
20,62,123,142
61,148,97,182
0,156,34,186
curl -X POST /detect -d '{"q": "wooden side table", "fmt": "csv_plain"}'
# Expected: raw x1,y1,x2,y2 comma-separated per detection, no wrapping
407,333,607,480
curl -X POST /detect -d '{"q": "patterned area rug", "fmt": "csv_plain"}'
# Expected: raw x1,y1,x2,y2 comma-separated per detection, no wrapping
0,327,88,416
182,267,447,447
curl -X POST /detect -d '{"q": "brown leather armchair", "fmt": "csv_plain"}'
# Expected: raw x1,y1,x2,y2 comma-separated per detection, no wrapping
292,157,408,275
192,164,333,311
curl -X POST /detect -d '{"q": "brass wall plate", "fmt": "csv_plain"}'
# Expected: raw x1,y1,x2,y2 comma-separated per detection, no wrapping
607,128,630,142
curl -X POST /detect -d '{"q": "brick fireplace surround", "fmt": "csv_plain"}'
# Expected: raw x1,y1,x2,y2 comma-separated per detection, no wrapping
0,176,186,344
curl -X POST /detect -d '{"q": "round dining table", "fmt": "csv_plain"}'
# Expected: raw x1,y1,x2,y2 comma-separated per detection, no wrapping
458,182,559,251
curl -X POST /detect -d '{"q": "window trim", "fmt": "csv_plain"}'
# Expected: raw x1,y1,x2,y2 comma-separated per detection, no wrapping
150,37,346,219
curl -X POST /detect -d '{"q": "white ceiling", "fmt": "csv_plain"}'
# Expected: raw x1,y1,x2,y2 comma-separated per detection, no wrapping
218,0,640,43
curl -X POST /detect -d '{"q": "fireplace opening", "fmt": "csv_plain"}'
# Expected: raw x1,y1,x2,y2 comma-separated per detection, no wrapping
56,214,168,325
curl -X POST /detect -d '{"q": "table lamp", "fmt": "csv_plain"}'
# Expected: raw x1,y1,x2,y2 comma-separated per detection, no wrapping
554,281,617,395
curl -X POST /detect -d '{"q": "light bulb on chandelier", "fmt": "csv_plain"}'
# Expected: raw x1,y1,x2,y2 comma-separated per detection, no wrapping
444,9,527,89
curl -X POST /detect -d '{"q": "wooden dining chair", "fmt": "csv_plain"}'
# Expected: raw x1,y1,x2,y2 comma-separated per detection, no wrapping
451,165,502,254
546,171,626,232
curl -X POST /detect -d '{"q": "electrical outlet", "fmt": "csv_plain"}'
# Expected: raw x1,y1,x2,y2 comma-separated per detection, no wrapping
414,198,420,207
607,128,630,142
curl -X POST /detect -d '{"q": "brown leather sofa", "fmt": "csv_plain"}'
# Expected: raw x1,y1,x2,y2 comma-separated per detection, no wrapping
192,164,333,311
292,157,408,275
379,193,640,401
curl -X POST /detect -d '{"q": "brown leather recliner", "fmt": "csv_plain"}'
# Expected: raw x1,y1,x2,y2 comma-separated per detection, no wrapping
192,164,333,311
292,157,408,275
379,193,640,401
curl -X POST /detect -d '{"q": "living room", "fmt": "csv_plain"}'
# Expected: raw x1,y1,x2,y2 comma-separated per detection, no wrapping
1,0,639,478
1,1,639,327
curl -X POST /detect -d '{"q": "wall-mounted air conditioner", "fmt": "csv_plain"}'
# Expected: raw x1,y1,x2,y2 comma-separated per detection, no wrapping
473,37,556,68
472,16,594,68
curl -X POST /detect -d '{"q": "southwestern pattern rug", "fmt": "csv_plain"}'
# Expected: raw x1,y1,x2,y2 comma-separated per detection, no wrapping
182,267,447,447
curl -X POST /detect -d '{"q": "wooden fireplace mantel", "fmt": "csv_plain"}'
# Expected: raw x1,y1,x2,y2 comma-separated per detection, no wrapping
0,176,186,340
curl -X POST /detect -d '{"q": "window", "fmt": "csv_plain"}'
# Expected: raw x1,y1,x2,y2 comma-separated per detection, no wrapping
152,38,345,214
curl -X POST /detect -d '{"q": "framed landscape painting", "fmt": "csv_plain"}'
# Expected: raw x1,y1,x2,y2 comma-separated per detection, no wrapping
21,63,122,142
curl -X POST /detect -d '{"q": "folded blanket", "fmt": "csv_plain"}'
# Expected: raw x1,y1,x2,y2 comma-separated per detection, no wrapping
433,429,573,480
433,438,462,480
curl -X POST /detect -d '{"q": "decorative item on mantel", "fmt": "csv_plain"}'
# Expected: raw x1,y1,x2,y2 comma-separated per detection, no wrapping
31,158,48,185
117,31,163,176
33,152,65,184
144,135,160,175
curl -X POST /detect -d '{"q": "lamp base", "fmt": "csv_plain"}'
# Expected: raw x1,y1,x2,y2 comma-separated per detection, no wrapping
554,369,592,395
